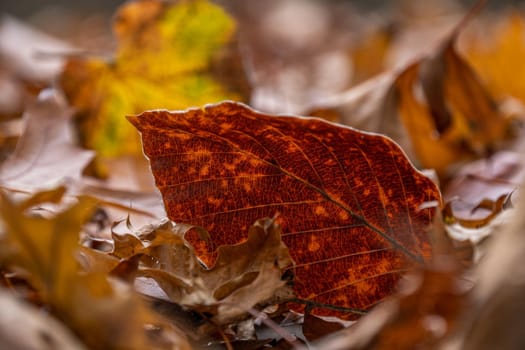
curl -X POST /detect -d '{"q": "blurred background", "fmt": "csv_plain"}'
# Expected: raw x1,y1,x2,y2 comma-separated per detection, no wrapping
3,0,525,19
2,0,525,115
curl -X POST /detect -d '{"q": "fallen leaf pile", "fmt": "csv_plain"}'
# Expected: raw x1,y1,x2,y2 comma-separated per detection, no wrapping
1,0,525,349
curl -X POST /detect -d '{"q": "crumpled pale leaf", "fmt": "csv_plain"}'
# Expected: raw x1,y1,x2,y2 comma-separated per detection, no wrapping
60,0,246,156
0,188,190,350
111,217,294,325
0,90,94,192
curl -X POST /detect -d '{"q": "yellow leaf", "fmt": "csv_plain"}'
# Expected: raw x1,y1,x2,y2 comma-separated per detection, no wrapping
60,0,245,156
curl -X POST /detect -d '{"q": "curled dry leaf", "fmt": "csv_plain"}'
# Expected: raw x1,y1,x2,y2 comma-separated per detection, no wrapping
60,0,246,156
457,153,525,350
443,150,523,229
0,90,94,192
308,4,511,177
399,32,509,175
129,101,440,318
111,217,294,325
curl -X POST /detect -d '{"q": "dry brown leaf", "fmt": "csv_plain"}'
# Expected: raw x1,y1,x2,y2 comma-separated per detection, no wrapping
111,217,294,325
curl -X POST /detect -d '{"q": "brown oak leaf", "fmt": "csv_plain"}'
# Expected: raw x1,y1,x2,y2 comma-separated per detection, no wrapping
111,217,293,325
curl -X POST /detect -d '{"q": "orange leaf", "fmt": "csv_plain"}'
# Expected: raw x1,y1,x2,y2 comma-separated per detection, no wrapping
397,39,510,177
465,14,525,104
128,101,441,318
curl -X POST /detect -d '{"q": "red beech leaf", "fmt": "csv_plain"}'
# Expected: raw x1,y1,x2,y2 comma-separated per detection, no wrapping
128,101,441,318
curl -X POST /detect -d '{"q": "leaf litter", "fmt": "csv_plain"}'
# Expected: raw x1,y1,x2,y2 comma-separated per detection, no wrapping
1,0,525,349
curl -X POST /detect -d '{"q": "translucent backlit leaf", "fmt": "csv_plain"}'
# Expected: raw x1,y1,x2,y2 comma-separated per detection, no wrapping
129,101,441,318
